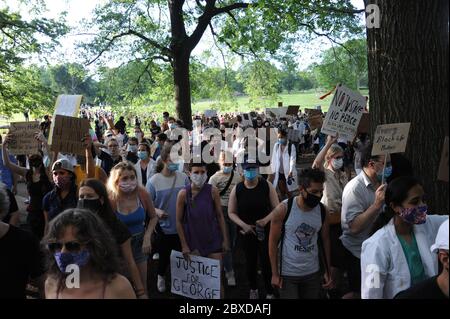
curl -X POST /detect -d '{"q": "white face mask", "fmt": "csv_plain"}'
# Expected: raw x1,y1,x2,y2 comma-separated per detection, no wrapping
331,158,344,170
190,173,207,188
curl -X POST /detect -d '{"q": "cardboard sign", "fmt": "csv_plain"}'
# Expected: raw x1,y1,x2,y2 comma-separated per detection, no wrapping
357,112,370,134
304,108,322,116
170,250,221,299
437,136,449,182
7,122,40,155
286,105,300,116
308,114,323,130
371,123,411,156
204,110,217,118
48,95,83,145
321,84,366,141
50,115,90,156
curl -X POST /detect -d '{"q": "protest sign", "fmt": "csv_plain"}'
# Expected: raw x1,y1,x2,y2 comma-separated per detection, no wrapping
50,115,90,156
304,108,322,116
308,114,323,130
7,122,40,155
371,123,411,156
357,112,370,134
204,110,217,118
54,95,83,117
48,95,83,145
170,250,221,299
265,107,288,118
437,136,449,182
321,84,366,141
286,105,300,116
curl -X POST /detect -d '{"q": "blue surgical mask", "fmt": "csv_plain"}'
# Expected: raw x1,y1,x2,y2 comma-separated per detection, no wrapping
168,163,179,172
54,250,90,274
223,166,233,174
278,138,287,145
377,165,392,182
244,169,258,181
170,124,177,130
138,151,149,160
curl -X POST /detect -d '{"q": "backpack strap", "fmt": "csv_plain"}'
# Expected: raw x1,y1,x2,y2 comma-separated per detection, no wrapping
219,170,234,196
317,203,330,277
279,196,295,277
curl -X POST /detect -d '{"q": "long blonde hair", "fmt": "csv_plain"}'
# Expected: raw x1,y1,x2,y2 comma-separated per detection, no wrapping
324,144,344,169
107,162,138,202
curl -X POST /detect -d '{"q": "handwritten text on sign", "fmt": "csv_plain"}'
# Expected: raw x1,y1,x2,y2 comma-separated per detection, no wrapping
50,115,90,156
321,84,366,141
8,122,40,155
371,123,411,156
170,250,221,299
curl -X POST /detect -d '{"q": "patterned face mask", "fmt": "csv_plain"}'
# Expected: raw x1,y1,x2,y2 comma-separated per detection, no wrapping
398,204,428,225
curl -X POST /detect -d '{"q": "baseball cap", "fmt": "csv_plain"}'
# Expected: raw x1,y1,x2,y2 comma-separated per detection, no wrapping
241,154,259,170
430,219,449,253
52,159,74,173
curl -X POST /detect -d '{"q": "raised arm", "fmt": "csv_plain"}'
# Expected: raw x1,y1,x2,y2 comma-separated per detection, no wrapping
312,135,338,170
1,134,27,177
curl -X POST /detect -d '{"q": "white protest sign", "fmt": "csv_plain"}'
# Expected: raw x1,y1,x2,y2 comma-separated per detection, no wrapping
321,84,366,141
204,110,217,118
170,250,221,299
265,107,288,118
371,123,411,156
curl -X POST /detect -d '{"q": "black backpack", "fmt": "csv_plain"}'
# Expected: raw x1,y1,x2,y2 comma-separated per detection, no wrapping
279,197,329,277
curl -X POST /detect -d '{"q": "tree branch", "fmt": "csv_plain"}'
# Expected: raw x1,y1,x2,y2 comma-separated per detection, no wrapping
212,2,250,16
86,29,172,66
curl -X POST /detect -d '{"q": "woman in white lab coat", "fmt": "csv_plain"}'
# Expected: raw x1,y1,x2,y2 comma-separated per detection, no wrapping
361,176,448,299
134,143,156,187
270,129,297,199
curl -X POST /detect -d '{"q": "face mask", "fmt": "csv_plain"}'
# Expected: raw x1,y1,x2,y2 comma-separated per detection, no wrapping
138,151,149,160
119,180,137,193
170,124,177,130
77,198,102,213
54,250,90,274
223,166,233,174
190,173,207,188
398,204,428,225
278,138,287,145
302,191,322,208
376,165,392,182
53,175,72,189
244,169,258,181
331,158,344,170
127,145,138,153
168,163,179,172
135,133,142,139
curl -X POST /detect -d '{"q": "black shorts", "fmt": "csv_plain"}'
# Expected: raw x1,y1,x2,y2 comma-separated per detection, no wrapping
341,245,361,294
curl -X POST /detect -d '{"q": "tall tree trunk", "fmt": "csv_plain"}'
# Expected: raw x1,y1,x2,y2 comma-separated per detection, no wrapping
366,0,449,213
172,50,192,129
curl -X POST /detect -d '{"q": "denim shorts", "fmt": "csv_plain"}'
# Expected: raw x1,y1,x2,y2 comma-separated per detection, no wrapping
131,232,148,264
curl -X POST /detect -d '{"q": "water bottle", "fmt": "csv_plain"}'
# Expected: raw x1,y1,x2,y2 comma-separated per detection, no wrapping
255,224,265,241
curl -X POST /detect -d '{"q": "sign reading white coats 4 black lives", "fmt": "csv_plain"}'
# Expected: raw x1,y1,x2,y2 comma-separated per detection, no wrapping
321,84,366,141
170,250,220,299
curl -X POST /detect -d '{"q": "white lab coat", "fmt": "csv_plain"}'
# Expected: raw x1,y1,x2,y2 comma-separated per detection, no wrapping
134,159,156,186
361,215,449,299
271,142,297,191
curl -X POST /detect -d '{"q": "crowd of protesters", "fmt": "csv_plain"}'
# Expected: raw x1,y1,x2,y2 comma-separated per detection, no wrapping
0,105,447,300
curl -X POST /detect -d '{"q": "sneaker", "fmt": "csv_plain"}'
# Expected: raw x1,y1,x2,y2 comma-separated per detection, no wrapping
152,253,160,260
226,271,236,287
249,289,259,299
266,294,275,299
157,275,166,293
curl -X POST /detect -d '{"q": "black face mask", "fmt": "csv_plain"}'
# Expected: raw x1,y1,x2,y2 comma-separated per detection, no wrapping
302,191,322,208
77,198,102,213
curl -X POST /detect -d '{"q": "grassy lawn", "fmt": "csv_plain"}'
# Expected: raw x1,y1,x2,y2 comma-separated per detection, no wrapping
192,89,369,113
0,89,369,132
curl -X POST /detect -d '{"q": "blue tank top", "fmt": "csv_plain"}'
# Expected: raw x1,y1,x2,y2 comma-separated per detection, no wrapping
116,199,146,235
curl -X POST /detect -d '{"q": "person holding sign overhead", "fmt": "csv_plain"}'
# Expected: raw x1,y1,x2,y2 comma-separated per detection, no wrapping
340,144,390,298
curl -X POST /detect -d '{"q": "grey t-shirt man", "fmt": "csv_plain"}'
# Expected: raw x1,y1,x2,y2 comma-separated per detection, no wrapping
340,171,380,258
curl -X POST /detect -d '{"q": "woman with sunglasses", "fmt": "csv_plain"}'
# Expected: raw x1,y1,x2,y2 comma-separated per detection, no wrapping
107,162,157,295
44,209,136,299
312,134,349,298
78,178,148,298
2,134,52,240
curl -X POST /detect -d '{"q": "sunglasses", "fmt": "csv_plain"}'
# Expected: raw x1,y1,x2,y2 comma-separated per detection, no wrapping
47,241,84,253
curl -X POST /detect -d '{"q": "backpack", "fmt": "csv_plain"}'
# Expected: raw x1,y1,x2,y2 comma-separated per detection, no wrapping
279,197,329,277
